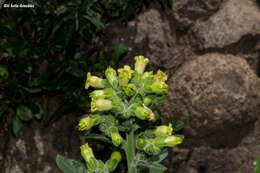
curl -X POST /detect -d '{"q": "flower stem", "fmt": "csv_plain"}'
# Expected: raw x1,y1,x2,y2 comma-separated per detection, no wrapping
124,130,138,173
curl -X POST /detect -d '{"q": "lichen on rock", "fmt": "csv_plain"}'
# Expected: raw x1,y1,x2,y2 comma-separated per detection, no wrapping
162,53,260,148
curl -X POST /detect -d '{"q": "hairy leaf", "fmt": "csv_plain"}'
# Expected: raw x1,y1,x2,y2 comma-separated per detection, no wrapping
56,155,87,173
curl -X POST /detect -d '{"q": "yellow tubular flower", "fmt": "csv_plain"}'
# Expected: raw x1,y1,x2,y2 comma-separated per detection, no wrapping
154,70,168,82
80,143,94,163
150,82,168,94
134,56,149,74
154,124,173,137
164,135,183,147
107,151,122,172
89,90,106,99
118,65,134,86
111,132,123,146
134,105,156,122
91,99,113,112
105,67,118,88
85,72,105,89
78,114,101,131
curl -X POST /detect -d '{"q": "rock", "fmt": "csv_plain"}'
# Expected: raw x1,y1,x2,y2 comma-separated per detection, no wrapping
133,8,179,69
176,146,259,173
190,0,260,49
162,53,260,148
3,115,80,173
172,0,223,29
98,6,190,71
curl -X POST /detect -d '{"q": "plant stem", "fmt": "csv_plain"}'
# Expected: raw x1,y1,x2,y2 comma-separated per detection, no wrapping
124,130,138,173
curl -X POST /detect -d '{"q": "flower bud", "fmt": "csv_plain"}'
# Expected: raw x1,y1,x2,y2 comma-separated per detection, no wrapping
154,70,168,82
85,72,105,89
91,99,113,112
105,67,118,88
154,124,173,137
150,82,168,94
164,135,183,147
78,114,101,131
142,71,153,79
107,151,122,172
134,55,149,74
122,84,136,96
89,90,106,99
80,143,94,163
118,65,134,86
136,137,145,149
134,105,156,122
111,132,123,146
143,96,153,106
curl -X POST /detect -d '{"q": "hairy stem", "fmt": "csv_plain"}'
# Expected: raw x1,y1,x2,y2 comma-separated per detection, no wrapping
124,130,138,173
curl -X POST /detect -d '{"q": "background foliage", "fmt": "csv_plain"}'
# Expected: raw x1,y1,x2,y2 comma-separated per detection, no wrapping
0,0,171,136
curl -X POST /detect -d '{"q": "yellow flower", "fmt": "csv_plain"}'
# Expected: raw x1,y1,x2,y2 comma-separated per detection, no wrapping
164,135,183,147
154,124,173,137
111,132,123,146
134,105,156,122
85,72,105,89
105,67,118,88
150,82,168,94
91,99,113,112
134,55,149,74
78,114,101,131
107,151,122,172
118,65,134,85
80,143,94,163
154,70,168,82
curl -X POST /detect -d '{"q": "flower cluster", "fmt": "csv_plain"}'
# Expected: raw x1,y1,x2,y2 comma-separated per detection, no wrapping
136,124,183,155
80,144,121,173
78,56,183,172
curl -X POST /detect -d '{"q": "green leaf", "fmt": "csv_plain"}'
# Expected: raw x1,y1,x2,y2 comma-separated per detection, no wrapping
149,150,168,163
83,15,104,29
56,155,87,173
255,157,260,173
56,5,68,16
0,65,9,80
21,86,42,94
12,117,22,137
82,133,112,144
31,103,44,120
137,160,167,173
112,44,127,60
16,106,33,121
149,162,167,172
172,120,185,132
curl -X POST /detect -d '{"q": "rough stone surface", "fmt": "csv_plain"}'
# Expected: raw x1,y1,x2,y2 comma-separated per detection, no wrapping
98,6,193,72
162,53,260,148
190,0,260,49
169,118,260,173
172,0,223,29
3,115,80,173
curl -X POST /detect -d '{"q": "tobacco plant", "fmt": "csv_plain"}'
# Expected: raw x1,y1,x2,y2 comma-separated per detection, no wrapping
56,56,183,173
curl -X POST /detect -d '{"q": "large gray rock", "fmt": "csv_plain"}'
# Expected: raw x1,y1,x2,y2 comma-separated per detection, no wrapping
172,0,223,29
162,53,260,147
98,6,190,71
190,0,260,49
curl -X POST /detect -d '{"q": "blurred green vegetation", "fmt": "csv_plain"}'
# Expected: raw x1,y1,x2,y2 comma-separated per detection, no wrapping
0,0,171,136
